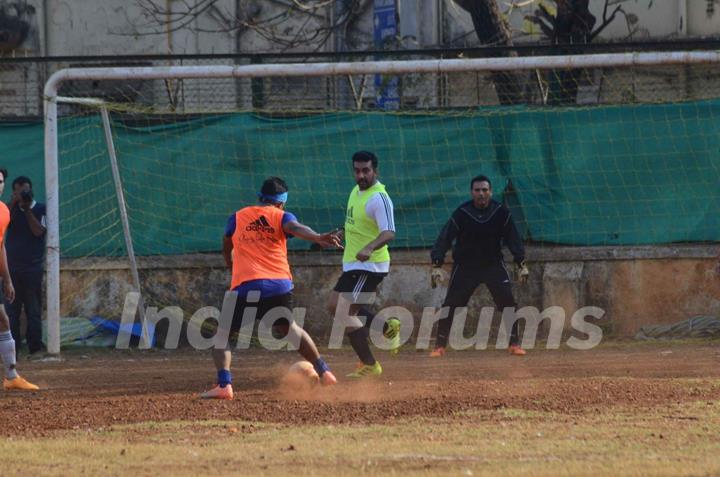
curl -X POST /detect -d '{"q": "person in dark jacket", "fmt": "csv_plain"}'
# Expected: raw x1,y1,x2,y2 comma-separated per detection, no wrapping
429,175,529,357
6,176,46,356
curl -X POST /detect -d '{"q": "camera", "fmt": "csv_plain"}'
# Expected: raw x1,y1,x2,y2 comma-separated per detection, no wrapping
20,189,33,202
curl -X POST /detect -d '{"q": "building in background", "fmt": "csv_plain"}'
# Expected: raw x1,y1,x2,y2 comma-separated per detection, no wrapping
2,1,719,57
1,0,720,117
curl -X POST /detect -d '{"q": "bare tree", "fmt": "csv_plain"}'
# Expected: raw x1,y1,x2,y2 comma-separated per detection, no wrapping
453,0,526,105
129,0,370,52
129,0,631,106
527,0,628,104
454,0,628,105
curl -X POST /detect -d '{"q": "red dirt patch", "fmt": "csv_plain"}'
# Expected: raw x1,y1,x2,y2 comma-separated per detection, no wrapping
1,343,719,435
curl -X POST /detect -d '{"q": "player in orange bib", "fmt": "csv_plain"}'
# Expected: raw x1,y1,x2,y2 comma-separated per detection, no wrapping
0,168,39,392
201,177,341,399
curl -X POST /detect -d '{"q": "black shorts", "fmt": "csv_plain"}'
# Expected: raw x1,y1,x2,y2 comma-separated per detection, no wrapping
333,270,387,302
228,292,294,341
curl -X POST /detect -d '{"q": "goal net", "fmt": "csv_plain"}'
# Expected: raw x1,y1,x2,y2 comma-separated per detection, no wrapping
45,52,720,353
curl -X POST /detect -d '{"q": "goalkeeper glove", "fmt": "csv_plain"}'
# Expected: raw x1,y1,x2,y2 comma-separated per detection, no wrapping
430,266,449,289
514,260,529,284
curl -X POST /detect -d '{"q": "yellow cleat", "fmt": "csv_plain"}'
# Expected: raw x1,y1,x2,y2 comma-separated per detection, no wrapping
346,361,382,379
384,318,401,356
3,376,40,391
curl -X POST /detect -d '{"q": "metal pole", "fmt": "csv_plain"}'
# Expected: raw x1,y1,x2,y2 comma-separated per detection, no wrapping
99,107,151,349
43,89,60,355
44,52,720,88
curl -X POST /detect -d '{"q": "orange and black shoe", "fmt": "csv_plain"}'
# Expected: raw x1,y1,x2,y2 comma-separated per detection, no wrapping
3,375,40,391
200,384,234,400
508,344,527,356
429,346,446,358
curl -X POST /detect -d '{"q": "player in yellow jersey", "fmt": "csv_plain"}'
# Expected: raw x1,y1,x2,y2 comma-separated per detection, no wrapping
326,152,399,378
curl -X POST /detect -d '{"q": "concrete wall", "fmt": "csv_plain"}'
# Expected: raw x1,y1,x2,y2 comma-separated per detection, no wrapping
59,245,720,342
42,0,238,56
6,0,720,59
687,0,720,36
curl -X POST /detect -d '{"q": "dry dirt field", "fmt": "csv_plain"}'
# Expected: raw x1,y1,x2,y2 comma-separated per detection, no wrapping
2,342,720,476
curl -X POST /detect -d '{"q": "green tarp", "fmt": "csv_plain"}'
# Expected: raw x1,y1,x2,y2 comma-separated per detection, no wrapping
1,100,718,257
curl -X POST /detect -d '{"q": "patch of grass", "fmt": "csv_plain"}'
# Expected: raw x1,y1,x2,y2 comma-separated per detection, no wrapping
4,401,720,476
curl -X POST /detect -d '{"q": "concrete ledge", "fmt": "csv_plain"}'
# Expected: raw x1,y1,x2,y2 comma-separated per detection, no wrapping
56,243,720,338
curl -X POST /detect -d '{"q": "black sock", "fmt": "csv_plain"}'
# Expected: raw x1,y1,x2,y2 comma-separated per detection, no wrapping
436,318,451,348
510,320,521,347
348,327,375,365
435,306,456,348
359,307,376,328
360,307,390,334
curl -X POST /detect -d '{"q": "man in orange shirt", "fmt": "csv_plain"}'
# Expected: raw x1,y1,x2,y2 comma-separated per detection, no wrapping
0,168,39,391
201,177,340,400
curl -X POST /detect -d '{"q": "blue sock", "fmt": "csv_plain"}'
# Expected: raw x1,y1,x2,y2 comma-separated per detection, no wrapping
313,357,330,377
217,369,232,388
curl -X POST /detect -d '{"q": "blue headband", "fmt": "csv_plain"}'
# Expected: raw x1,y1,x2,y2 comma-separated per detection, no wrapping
258,192,288,204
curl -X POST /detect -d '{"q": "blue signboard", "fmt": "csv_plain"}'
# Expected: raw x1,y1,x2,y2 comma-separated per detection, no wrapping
373,0,400,110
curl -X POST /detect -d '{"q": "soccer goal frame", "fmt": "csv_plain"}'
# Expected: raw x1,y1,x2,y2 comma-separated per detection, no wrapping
43,51,720,354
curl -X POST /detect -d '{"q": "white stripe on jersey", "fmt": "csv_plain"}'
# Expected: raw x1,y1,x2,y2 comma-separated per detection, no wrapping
365,190,395,232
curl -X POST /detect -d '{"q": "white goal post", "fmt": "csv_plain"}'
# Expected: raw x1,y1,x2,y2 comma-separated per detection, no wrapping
43,51,720,354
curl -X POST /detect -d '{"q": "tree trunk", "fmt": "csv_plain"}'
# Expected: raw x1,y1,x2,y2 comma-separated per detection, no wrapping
545,0,596,105
454,0,525,105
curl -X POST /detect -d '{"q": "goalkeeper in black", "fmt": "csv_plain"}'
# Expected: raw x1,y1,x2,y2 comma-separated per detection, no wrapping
429,175,529,357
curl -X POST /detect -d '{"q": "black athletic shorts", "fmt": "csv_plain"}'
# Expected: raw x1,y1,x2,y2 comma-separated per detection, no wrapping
332,270,387,302
228,292,294,341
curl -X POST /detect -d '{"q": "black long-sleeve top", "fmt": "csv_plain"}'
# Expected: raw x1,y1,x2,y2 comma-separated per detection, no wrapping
430,199,525,267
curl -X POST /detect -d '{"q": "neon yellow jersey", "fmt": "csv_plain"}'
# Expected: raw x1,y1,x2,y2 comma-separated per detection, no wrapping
343,182,391,264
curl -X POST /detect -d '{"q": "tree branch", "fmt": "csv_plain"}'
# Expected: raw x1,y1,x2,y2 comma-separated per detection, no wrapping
126,0,368,52
590,4,623,41
526,4,557,40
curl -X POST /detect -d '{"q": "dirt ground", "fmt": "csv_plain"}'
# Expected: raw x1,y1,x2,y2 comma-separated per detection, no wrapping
1,342,719,436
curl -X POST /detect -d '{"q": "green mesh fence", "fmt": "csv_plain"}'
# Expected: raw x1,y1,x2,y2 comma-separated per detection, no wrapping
3,99,720,257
